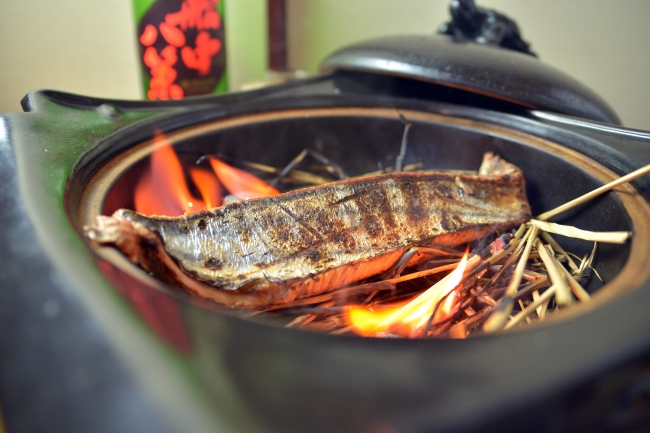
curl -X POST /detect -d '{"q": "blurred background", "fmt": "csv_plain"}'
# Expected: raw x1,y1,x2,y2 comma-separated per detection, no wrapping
0,0,648,129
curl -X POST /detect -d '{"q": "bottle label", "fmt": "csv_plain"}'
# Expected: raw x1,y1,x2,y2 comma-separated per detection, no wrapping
136,0,227,99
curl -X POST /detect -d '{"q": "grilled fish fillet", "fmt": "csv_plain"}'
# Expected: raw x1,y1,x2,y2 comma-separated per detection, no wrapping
86,153,531,309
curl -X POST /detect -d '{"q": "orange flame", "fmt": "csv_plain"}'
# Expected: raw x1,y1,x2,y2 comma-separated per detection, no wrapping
347,251,471,338
189,167,223,209
208,156,279,200
134,132,209,216
134,132,278,216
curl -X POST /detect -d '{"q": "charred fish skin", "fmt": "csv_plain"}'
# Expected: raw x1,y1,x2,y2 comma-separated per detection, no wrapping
117,155,529,294
87,153,531,308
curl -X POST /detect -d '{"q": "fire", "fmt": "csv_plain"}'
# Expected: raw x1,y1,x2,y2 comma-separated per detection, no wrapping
347,250,470,338
189,167,223,209
134,132,204,215
207,156,279,200
134,131,276,216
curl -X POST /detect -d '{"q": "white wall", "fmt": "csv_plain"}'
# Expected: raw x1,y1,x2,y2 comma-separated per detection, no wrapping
0,0,267,112
286,0,650,130
1,0,648,131
0,0,142,111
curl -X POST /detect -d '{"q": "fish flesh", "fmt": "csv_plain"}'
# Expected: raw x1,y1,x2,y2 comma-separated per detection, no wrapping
85,153,531,309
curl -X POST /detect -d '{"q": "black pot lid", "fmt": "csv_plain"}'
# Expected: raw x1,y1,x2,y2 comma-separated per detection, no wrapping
320,34,620,125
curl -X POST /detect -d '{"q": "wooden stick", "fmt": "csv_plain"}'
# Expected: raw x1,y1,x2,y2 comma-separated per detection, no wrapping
505,285,558,329
483,225,538,332
201,154,334,186
532,290,544,318
265,259,465,311
484,224,526,266
286,314,316,328
383,263,460,284
460,277,547,333
395,113,412,173
475,230,526,295
358,163,424,177
536,163,650,221
530,219,631,244
518,299,532,324
330,326,354,335
539,231,579,272
507,225,539,298
559,263,591,302
535,239,574,306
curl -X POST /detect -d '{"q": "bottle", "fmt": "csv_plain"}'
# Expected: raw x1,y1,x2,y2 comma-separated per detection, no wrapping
132,0,228,100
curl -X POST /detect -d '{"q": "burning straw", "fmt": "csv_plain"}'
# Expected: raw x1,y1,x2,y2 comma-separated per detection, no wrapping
260,162,649,338
269,218,628,338
130,131,650,339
